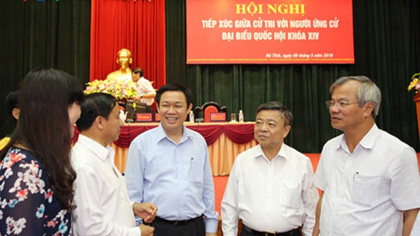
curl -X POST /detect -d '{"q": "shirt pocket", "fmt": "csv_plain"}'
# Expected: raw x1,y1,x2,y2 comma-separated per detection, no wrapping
280,180,303,209
351,174,381,206
188,157,204,187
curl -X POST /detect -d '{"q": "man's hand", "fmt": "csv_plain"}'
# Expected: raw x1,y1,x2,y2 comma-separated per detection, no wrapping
312,192,323,236
205,233,218,236
403,208,419,236
133,202,158,223
139,224,154,236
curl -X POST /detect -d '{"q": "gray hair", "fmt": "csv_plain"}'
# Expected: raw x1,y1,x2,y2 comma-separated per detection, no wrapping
330,76,381,118
256,101,293,126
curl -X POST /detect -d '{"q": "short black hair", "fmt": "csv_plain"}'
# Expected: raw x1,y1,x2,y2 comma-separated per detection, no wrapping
132,67,143,77
156,83,193,107
256,101,293,126
77,93,117,132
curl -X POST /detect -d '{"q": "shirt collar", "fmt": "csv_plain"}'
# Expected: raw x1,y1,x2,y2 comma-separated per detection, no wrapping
255,143,288,161
155,124,192,144
337,123,379,151
77,134,115,163
358,123,379,149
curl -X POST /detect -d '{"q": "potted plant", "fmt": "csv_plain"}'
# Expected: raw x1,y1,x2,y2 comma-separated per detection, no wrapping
408,73,420,137
84,78,137,102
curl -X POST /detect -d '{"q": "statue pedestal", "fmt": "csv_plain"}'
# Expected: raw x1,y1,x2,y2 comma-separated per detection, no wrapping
414,93,420,138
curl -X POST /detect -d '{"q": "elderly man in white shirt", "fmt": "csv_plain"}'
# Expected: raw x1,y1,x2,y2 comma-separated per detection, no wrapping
221,101,319,236
313,76,420,236
71,92,157,236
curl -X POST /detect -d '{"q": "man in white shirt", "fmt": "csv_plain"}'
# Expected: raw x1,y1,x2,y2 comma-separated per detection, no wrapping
313,76,420,236
71,92,157,236
221,101,319,236
132,67,156,113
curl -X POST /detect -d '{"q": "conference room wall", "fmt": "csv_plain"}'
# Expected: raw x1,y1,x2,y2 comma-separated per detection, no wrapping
0,0,91,138
166,0,420,152
1,0,419,153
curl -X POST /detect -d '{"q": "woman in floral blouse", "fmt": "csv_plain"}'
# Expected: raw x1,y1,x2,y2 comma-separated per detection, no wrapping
0,68,84,235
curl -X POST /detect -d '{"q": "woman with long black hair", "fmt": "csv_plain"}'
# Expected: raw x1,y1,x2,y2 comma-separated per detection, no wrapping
0,68,84,235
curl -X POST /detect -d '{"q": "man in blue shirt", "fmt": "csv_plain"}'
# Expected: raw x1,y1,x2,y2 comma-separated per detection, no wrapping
125,83,219,236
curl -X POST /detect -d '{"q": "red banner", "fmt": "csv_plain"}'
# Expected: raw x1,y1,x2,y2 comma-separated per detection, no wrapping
187,0,354,64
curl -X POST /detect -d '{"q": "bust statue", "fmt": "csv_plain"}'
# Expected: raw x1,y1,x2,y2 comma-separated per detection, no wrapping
105,48,133,82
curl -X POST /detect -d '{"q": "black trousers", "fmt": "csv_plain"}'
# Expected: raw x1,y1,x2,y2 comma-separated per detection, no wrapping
147,216,206,236
240,224,301,236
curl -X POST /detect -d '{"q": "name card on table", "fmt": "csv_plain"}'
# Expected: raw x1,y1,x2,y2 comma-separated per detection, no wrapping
210,113,226,122
136,113,153,122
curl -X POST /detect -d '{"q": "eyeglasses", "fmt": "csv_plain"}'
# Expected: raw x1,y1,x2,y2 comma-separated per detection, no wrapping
325,100,359,109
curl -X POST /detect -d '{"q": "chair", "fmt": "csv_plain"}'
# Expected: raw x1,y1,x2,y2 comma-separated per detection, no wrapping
204,106,218,122
194,101,228,122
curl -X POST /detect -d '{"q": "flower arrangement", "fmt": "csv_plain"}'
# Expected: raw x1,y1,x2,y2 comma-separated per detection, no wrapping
84,78,137,100
408,73,420,93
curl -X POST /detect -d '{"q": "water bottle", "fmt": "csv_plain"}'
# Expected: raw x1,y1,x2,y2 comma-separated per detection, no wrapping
189,111,195,123
238,110,244,123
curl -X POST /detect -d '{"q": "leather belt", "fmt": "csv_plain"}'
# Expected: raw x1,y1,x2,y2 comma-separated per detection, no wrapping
242,224,300,236
155,215,203,226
